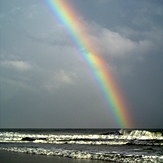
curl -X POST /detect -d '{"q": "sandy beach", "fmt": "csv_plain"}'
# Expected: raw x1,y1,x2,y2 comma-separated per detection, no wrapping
0,150,111,163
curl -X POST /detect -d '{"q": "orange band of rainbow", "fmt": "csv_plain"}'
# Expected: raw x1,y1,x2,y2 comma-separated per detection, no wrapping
45,0,133,128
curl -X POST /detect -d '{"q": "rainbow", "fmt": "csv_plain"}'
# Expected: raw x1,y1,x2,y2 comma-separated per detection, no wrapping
44,0,133,128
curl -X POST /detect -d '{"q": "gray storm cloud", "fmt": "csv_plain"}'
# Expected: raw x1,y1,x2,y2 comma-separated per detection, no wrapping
0,0,162,128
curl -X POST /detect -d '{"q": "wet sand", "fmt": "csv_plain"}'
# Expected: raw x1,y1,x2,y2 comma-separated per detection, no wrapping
0,150,112,163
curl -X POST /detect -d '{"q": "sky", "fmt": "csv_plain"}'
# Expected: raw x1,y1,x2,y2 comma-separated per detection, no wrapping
0,0,163,128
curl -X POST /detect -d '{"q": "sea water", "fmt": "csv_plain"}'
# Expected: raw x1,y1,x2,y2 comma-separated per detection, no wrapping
0,129,163,162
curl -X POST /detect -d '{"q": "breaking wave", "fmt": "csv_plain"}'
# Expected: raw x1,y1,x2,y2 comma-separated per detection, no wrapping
0,129,163,145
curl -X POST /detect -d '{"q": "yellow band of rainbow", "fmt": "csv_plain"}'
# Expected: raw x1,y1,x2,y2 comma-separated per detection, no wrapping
44,0,133,128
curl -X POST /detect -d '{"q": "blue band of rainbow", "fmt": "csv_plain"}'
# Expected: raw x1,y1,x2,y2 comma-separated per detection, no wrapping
44,0,133,128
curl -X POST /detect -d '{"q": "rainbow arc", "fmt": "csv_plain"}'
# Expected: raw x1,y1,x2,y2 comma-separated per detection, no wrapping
45,0,133,128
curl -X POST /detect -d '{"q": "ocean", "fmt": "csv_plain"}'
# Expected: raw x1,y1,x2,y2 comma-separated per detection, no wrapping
0,129,163,162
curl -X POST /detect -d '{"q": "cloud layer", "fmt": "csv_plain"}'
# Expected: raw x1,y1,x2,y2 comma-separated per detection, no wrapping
0,60,32,71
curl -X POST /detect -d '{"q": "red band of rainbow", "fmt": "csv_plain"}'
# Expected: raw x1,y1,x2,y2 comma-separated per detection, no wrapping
44,0,133,128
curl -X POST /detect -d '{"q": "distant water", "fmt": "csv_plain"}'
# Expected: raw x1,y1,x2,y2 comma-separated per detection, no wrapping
0,129,163,162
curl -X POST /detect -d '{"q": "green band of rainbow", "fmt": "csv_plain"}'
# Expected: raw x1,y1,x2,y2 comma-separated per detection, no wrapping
44,0,133,128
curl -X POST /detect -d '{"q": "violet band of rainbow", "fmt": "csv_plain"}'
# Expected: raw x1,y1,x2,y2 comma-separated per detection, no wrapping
44,0,133,128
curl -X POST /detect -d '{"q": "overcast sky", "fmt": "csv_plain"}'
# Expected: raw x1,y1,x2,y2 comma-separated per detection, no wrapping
0,0,163,128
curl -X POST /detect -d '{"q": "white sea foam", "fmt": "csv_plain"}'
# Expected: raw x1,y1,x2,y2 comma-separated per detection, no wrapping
0,147,162,163
119,130,163,139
